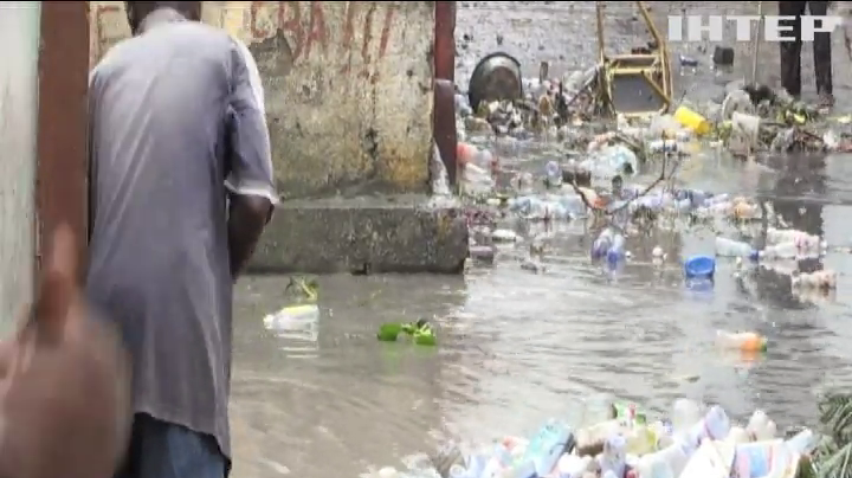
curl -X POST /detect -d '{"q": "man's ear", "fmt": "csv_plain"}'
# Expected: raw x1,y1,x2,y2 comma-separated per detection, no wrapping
31,225,79,343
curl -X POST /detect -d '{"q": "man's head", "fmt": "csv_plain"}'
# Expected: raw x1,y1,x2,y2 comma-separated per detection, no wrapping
125,1,202,34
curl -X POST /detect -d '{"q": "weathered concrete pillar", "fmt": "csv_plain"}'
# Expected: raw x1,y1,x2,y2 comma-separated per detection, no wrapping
89,1,468,274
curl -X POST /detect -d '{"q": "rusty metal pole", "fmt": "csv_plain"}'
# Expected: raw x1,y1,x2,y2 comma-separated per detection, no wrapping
433,1,458,188
36,1,90,279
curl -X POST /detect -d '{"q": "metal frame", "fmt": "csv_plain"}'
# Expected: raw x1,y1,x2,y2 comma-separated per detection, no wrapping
595,1,673,118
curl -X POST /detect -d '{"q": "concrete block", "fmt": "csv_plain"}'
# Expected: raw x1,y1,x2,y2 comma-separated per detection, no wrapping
250,195,469,274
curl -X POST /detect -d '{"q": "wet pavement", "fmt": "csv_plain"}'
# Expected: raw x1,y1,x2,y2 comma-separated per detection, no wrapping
229,2,852,477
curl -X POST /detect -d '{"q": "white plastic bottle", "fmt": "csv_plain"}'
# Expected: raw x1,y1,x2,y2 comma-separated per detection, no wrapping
557,454,593,478
684,406,731,451
671,399,703,439
632,440,690,478
715,237,758,260
746,411,777,441
759,242,801,260
599,435,627,478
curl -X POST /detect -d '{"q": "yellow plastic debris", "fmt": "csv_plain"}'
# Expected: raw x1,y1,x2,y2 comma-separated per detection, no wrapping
673,106,711,136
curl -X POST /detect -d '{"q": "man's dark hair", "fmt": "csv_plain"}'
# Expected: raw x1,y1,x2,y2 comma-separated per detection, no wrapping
125,1,202,33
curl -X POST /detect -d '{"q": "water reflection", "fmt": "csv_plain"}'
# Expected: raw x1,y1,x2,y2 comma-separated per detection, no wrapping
753,154,827,309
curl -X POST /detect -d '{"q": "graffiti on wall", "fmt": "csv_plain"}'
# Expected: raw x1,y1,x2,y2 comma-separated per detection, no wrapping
248,1,398,84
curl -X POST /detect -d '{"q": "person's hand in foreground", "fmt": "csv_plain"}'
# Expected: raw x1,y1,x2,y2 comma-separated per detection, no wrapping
0,225,132,478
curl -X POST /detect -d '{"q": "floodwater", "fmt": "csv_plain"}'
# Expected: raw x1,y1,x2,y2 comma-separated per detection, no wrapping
228,2,852,477
229,151,852,478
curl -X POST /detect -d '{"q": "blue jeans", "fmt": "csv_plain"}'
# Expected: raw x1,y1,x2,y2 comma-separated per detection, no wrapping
114,413,228,478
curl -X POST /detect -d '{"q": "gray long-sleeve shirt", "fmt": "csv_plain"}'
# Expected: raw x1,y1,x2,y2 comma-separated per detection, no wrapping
86,12,276,459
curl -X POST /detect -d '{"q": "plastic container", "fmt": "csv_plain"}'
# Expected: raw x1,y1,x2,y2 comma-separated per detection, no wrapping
684,255,715,280
674,106,711,136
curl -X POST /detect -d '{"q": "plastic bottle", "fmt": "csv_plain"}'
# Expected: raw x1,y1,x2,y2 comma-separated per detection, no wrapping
732,430,816,478
671,399,703,438
715,237,759,260
492,229,519,243
262,304,319,330
746,410,777,441
607,234,627,265
592,229,615,259
625,426,660,456
791,270,837,289
631,440,690,478
521,421,575,477
715,330,767,352
726,426,752,444
557,454,593,478
683,405,731,452
599,435,627,478
759,242,800,260
766,228,815,246
546,160,563,188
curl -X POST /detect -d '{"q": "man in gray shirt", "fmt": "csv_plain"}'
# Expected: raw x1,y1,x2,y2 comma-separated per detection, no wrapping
86,2,276,476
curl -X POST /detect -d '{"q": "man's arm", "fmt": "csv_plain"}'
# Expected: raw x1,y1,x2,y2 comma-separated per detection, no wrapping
225,39,277,279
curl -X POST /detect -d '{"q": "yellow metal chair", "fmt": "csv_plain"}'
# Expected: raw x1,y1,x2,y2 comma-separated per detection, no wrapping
595,1,673,118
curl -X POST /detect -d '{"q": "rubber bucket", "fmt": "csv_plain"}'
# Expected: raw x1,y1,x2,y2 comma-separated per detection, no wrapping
468,52,523,112
684,255,715,280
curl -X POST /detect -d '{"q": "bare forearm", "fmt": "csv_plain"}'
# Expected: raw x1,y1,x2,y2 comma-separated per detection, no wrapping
227,195,272,279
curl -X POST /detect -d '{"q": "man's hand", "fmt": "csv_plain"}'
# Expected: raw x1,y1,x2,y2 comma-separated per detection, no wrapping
0,224,132,478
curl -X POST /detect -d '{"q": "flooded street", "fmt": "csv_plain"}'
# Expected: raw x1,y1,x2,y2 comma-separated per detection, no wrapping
229,2,852,477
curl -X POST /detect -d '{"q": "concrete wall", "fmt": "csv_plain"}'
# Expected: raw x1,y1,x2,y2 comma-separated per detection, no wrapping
0,3,39,331
89,1,436,199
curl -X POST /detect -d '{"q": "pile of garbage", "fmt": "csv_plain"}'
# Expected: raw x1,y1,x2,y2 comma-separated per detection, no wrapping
367,399,818,478
456,51,852,160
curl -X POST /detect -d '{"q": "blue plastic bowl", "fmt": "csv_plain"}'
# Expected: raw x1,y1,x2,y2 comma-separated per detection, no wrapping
684,255,715,280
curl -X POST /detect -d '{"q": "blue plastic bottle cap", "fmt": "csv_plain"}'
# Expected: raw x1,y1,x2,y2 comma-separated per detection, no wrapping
748,250,760,262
